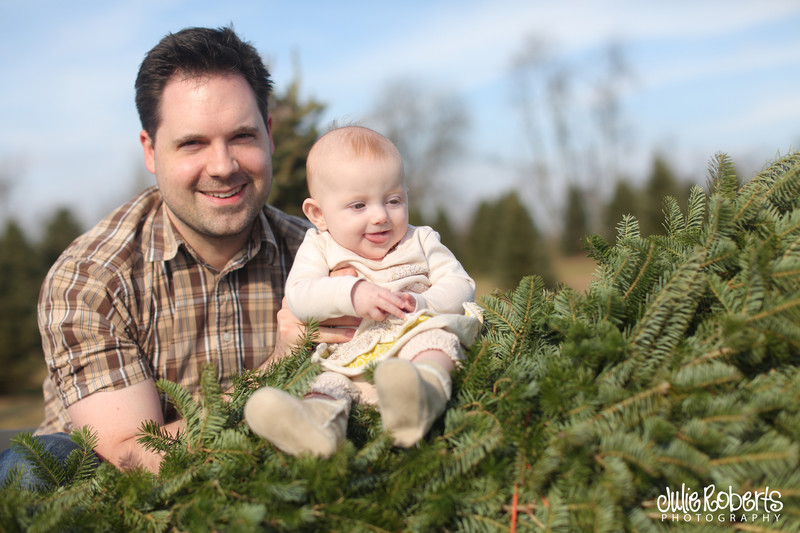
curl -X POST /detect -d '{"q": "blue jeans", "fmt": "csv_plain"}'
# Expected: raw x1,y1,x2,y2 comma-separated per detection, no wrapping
0,432,97,491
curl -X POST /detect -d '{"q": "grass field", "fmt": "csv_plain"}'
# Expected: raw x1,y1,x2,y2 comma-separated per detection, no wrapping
0,395,44,431
0,254,597,430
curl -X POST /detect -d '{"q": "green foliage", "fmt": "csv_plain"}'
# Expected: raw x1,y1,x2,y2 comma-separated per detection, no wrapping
600,156,699,241
0,221,43,393
561,184,590,255
640,154,690,236
3,152,800,531
0,211,82,393
267,73,326,218
38,208,82,268
465,191,554,289
431,207,462,260
1,426,97,495
603,179,638,241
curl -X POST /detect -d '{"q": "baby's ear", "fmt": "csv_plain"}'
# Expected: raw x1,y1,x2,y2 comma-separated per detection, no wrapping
302,198,328,231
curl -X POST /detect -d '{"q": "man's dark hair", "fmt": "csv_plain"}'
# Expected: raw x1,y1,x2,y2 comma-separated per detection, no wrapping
135,26,273,140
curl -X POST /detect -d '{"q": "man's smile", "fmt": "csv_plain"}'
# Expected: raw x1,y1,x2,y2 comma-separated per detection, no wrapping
202,184,246,200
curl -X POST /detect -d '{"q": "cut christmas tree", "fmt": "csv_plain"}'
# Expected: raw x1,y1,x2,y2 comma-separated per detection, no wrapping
2,152,799,532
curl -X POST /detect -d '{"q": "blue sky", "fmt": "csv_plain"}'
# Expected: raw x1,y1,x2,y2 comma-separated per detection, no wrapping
1,0,799,233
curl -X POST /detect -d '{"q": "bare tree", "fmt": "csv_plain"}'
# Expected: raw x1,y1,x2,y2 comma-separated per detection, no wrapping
367,79,469,219
509,35,558,224
509,35,635,234
589,41,635,198
0,156,25,222
0,171,11,219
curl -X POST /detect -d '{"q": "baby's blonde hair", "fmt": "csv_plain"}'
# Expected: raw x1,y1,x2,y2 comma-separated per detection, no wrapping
307,126,403,197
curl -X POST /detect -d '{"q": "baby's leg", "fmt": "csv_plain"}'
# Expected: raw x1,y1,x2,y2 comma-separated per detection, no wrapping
349,374,379,405
410,348,455,373
374,329,461,447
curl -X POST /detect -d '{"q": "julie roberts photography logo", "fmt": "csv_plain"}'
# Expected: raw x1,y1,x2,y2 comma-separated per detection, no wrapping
657,483,782,525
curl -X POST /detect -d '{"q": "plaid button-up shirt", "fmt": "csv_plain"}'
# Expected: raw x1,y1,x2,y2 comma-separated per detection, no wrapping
37,187,309,434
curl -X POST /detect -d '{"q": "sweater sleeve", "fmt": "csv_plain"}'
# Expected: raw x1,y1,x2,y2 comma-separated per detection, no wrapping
285,230,359,322
412,227,476,314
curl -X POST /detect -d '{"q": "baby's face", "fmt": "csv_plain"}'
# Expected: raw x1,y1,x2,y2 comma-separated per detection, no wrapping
313,154,408,260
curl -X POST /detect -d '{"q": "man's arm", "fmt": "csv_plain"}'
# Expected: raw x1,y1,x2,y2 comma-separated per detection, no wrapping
40,256,175,473
66,379,183,473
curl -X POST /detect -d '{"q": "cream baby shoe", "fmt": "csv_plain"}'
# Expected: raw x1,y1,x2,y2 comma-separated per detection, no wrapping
244,387,349,457
374,358,451,447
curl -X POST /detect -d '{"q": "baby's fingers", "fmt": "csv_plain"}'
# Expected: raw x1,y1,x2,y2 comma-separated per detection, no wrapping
397,292,416,312
368,308,389,321
378,294,408,319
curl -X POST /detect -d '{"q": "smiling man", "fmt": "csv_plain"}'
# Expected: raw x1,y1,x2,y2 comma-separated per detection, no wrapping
0,26,356,485
140,72,275,271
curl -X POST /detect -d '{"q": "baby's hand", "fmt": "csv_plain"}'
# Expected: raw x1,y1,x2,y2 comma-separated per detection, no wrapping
396,292,416,312
351,281,415,321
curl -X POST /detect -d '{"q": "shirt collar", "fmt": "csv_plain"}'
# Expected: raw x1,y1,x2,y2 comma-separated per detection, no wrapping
144,203,180,263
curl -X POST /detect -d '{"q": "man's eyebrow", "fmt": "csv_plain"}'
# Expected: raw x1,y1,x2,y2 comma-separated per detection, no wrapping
231,125,261,136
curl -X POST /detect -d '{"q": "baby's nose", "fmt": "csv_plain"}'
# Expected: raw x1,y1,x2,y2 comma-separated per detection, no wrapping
371,206,389,224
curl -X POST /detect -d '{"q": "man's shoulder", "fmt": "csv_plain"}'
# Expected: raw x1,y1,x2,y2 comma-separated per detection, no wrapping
263,205,312,251
263,204,311,232
51,187,164,277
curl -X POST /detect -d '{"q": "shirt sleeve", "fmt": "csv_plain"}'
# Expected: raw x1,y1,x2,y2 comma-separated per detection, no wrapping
285,231,360,321
412,227,476,314
38,255,151,408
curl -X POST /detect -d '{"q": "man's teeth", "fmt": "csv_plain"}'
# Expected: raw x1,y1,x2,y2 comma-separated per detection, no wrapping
206,187,242,199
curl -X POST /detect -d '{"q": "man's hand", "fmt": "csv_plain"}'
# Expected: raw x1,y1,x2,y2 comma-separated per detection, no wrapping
268,298,360,364
351,280,416,321
269,298,307,364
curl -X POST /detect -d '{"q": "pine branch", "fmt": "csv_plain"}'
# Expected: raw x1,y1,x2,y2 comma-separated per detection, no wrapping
63,426,100,485
8,431,67,490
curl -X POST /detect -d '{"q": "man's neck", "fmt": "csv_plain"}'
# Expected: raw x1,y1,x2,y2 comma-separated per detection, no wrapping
194,235,249,271
165,211,253,272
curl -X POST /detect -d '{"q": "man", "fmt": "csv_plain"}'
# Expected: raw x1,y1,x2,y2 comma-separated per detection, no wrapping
0,26,354,482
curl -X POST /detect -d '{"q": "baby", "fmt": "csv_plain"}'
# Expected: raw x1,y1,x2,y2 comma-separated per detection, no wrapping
244,126,482,456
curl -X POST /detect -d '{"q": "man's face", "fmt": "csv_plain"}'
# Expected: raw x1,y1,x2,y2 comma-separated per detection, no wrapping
140,73,273,260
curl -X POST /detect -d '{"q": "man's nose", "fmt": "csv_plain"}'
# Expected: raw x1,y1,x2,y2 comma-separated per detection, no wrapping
207,143,239,177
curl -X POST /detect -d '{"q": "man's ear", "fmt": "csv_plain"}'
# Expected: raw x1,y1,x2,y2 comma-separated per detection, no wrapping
140,130,156,174
266,114,275,154
302,198,327,231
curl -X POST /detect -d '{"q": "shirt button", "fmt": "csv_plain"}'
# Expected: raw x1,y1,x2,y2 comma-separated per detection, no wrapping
222,332,232,342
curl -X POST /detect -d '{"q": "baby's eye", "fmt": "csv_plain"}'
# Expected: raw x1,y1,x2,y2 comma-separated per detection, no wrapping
350,202,366,210
387,197,403,206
